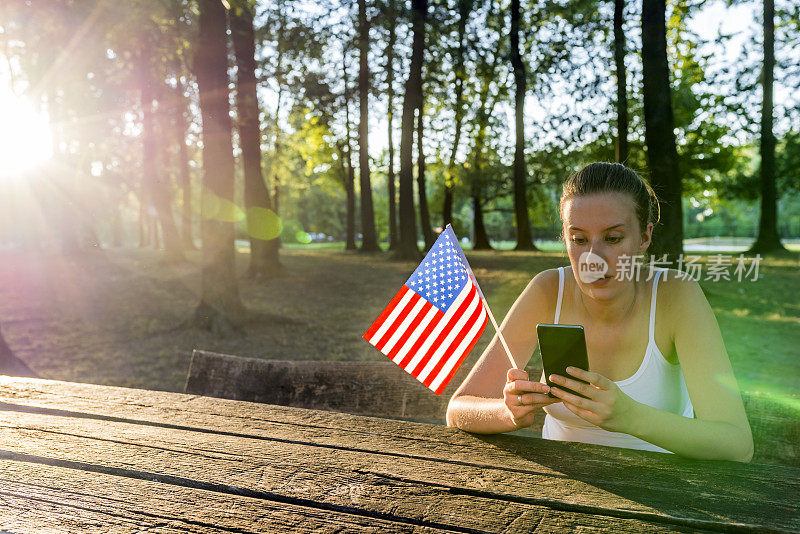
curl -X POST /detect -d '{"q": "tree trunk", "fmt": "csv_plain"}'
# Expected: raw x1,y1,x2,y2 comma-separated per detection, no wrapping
386,0,399,251
192,0,245,333
47,88,80,254
471,193,492,250
138,184,149,248
416,105,435,249
641,0,682,262
0,325,38,378
470,122,493,252
155,86,183,259
510,0,536,251
749,0,785,254
139,43,184,262
394,0,426,260
358,0,379,252
443,0,471,230
614,0,629,164
271,13,285,232
342,50,357,251
173,80,196,250
112,208,122,247
230,3,283,278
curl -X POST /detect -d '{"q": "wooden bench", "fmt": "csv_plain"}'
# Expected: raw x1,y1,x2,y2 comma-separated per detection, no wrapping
185,349,546,431
185,350,798,466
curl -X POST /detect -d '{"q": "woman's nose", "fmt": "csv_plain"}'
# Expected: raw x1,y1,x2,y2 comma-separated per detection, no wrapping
588,238,607,256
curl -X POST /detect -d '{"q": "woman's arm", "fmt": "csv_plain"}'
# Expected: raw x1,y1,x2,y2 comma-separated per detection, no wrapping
654,274,753,461
446,270,558,433
549,273,753,462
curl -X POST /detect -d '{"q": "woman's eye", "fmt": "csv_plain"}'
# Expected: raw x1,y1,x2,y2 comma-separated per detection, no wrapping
606,236,622,243
571,237,586,244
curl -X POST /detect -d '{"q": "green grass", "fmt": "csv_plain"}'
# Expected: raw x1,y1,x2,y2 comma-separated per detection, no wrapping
0,246,796,403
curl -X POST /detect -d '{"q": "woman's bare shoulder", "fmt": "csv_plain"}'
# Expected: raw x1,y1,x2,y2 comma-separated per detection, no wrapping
530,267,561,297
657,269,710,335
659,268,704,295
516,267,561,319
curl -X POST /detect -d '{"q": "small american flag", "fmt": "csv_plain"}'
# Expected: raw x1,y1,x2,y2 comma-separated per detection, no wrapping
363,225,488,395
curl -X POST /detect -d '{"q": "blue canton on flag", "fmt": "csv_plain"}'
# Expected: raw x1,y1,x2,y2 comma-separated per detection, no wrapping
405,231,469,311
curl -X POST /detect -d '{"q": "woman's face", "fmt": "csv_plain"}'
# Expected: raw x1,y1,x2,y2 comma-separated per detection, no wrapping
561,192,653,298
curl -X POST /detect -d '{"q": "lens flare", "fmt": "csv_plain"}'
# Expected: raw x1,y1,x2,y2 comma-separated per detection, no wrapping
0,86,53,179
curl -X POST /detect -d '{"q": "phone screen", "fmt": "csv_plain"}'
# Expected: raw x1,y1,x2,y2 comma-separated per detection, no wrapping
536,324,591,399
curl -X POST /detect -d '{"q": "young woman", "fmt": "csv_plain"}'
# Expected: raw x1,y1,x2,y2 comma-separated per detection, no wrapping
446,162,753,462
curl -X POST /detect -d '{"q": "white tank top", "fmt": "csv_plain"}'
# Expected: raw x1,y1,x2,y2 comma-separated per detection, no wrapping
541,266,695,453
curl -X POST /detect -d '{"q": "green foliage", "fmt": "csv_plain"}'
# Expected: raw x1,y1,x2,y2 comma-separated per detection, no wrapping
3,0,799,252
666,1,741,196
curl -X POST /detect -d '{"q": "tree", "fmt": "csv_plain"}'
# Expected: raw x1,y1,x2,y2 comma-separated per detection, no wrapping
342,45,358,250
192,0,245,331
417,103,435,249
230,1,283,278
394,0,427,260
464,0,508,250
136,39,184,262
641,0,682,261
749,0,786,254
358,0,379,251
171,77,196,249
384,0,399,250
442,0,472,230
614,0,629,163
509,0,536,251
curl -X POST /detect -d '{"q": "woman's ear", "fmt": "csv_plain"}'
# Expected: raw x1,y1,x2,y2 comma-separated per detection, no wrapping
639,222,654,253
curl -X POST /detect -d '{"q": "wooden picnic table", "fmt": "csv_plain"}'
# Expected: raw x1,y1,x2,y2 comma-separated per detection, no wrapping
0,375,797,533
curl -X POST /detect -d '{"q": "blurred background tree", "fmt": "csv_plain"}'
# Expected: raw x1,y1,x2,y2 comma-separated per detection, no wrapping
0,0,797,261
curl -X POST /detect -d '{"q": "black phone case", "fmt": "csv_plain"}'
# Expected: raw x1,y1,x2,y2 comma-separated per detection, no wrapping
536,324,591,400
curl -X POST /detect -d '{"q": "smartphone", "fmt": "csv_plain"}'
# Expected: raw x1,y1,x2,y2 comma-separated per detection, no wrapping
536,324,591,399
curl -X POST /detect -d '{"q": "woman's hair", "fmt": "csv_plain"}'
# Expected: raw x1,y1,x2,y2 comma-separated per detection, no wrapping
558,162,660,238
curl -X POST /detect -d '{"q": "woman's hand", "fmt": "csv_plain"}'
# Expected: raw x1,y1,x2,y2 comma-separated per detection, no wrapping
548,367,640,433
503,369,558,430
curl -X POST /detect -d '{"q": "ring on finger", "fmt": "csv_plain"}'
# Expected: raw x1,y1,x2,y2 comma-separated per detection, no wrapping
518,394,523,405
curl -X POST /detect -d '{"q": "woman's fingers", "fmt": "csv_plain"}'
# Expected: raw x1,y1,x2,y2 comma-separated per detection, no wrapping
506,368,529,383
518,392,559,406
565,366,614,390
550,385,603,412
508,380,550,395
549,373,597,398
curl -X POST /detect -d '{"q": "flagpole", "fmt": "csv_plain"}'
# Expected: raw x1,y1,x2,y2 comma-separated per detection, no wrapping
480,296,519,370
444,225,519,371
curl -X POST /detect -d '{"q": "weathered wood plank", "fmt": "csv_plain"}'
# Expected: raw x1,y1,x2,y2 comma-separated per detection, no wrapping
0,457,460,533
0,403,796,532
184,350,547,432
0,376,794,491
185,352,797,466
183,351,457,419
740,390,800,466
0,424,713,534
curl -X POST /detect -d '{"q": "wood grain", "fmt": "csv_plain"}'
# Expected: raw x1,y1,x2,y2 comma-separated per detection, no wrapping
0,376,797,533
0,457,460,533
184,350,545,432
0,414,710,534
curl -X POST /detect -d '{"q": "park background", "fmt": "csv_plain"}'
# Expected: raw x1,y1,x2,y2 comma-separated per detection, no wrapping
0,0,797,415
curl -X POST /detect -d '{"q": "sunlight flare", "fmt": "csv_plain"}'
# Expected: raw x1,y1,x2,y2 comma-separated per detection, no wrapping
0,85,54,179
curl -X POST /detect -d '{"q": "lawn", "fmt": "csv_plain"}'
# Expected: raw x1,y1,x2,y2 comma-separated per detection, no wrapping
0,245,797,405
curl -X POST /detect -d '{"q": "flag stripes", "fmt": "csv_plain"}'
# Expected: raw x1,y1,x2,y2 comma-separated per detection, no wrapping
364,281,486,395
